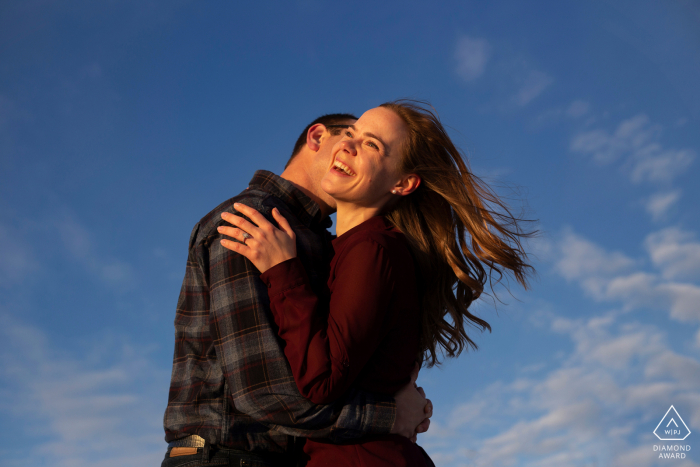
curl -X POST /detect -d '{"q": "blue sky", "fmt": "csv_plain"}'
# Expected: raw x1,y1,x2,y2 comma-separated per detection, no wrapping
1,1,699,465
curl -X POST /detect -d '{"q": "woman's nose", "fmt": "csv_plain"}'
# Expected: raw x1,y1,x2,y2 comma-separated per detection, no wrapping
340,139,357,156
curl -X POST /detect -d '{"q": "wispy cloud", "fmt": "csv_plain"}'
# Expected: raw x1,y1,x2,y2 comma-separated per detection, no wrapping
0,223,39,286
570,114,695,184
455,36,491,82
56,214,135,287
0,315,168,467
645,190,681,222
554,229,635,282
422,311,700,467
645,227,700,281
531,99,592,128
454,39,553,109
553,228,700,323
565,100,590,119
514,69,554,106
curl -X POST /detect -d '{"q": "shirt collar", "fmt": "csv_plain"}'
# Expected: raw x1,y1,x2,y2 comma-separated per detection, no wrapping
248,170,332,230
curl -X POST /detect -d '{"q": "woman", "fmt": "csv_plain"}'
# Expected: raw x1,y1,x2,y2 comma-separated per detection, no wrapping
218,100,534,466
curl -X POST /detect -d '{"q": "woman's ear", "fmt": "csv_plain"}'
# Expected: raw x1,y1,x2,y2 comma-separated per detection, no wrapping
306,123,326,152
393,174,421,196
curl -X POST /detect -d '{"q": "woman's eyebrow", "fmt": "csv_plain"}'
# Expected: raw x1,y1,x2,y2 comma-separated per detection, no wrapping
348,124,388,149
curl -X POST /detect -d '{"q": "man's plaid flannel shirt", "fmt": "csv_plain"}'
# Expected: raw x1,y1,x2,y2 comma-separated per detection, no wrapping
163,171,396,454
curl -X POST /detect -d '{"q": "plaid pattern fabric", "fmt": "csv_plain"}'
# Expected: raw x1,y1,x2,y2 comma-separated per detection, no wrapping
163,171,396,454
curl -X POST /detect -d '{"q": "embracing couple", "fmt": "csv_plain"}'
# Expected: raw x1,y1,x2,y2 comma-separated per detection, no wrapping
161,100,533,467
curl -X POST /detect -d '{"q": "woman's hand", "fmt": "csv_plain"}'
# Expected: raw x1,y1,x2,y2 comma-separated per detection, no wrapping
218,203,297,273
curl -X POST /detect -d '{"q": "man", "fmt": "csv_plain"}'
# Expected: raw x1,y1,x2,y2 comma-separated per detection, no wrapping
162,113,432,466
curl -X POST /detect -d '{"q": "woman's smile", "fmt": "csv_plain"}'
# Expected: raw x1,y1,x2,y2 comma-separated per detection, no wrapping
331,158,357,177
321,106,408,206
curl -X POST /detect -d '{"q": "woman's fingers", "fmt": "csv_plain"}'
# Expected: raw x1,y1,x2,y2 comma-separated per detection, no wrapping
271,208,295,239
233,203,275,232
221,211,260,236
217,225,248,241
218,204,296,273
220,238,245,254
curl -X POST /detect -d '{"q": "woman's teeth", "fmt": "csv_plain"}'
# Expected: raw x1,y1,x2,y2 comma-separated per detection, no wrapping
333,160,356,176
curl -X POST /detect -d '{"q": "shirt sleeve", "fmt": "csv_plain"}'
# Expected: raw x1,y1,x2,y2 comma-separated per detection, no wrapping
204,207,396,440
260,237,396,405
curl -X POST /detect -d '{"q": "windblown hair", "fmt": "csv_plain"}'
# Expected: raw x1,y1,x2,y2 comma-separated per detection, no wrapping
381,99,536,367
285,113,357,168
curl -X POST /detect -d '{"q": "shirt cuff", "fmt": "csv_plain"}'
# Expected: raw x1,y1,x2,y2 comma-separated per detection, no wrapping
260,257,309,298
360,393,397,436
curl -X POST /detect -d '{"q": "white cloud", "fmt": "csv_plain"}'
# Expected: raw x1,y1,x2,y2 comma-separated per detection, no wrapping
662,282,700,322
629,145,696,183
645,190,681,221
531,99,591,128
455,36,491,82
554,228,700,323
565,100,590,118
514,69,553,106
555,230,634,282
570,114,695,184
0,315,168,467
422,312,700,467
645,228,700,280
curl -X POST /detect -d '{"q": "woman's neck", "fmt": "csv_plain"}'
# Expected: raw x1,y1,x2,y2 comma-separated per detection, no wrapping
335,202,383,237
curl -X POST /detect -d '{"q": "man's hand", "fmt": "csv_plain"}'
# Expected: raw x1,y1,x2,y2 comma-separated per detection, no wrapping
411,386,432,443
391,363,433,441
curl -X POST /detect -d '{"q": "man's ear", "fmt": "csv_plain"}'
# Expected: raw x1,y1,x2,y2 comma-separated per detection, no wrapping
306,123,326,153
393,174,421,196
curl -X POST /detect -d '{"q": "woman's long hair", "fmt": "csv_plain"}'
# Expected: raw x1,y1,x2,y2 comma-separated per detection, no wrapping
381,100,536,367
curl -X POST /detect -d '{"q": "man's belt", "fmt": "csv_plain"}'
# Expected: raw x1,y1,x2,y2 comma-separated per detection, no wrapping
167,434,206,457
168,434,206,448
166,434,295,465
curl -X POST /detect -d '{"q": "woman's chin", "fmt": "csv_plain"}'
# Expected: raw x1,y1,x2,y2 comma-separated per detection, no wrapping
321,178,342,198
321,185,352,205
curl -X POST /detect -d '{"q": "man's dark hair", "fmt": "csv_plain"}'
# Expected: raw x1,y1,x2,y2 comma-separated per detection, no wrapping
285,113,357,169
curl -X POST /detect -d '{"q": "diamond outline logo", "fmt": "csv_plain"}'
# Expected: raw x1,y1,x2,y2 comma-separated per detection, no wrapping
654,405,691,441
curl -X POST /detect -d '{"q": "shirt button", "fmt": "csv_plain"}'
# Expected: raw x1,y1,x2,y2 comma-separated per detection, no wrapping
268,283,272,288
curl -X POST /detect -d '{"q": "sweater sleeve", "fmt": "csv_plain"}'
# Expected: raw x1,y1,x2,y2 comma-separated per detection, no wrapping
260,238,395,405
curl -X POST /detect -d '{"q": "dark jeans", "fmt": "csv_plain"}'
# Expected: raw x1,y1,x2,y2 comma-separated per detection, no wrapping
161,444,296,467
161,443,433,467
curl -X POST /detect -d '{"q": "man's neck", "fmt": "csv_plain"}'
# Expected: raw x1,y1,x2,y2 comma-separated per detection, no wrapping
280,167,334,219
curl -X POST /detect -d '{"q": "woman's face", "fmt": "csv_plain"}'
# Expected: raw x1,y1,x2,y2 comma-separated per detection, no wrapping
321,106,408,209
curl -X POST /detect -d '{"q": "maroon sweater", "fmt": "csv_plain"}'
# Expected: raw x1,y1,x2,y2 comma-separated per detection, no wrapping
261,216,428,467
